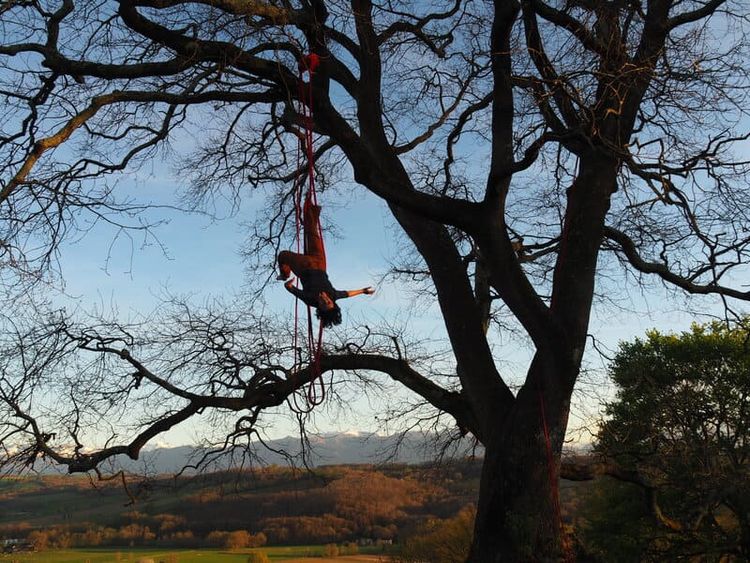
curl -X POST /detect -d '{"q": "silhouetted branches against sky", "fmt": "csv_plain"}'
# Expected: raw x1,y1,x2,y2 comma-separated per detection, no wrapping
0,1,749,509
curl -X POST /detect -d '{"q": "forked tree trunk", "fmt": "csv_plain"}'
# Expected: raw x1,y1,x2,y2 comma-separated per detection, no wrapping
468,373,573,562
464,156,614,561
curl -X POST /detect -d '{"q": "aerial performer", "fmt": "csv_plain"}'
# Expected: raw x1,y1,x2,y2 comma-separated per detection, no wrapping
277,200,375,327
277,51,372,407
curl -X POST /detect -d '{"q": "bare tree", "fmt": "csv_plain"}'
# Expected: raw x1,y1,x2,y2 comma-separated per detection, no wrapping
2,0,750,559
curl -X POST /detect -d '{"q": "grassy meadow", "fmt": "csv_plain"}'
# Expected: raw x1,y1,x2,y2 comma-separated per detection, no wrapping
0,545,388,563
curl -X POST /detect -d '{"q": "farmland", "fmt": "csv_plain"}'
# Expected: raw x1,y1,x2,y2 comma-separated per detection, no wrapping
1,460,595,561
0,462,482,552
0,545,388,562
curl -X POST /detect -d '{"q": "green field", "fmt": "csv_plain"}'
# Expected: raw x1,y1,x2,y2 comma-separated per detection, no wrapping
2,547,251,563
0,546,387,563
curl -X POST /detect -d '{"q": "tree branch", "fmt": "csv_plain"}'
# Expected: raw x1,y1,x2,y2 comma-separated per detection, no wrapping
0,88,283,205
561,457,685,531
131,0,301,22
322,353,480,437
604,226,750,301
668,0,727,30
529,0,606,56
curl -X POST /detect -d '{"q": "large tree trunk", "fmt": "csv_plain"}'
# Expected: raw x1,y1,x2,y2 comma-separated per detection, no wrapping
469,377,572,562
735,499,750,561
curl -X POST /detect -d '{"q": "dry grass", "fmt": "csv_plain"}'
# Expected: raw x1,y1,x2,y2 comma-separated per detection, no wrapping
281,557,387,563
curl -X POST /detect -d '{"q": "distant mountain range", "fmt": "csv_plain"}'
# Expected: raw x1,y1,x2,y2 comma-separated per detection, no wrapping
76,431,482,475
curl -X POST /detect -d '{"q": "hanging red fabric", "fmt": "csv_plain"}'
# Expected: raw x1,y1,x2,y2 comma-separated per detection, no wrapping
290,52,326,411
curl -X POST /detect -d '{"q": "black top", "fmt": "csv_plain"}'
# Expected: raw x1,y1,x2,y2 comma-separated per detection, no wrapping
294,269,348,307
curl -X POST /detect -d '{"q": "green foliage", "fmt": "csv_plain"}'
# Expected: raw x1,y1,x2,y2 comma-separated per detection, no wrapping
590,321,750,560
578,478,653,562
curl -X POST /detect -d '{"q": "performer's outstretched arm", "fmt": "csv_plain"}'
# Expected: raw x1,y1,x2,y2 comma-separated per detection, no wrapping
336,287,375,299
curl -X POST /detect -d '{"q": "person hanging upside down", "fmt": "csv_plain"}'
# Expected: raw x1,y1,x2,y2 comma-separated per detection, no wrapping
277,203,374,327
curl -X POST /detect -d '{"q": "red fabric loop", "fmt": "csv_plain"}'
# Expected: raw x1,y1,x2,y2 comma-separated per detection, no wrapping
298,53,321,75
289,50,326,412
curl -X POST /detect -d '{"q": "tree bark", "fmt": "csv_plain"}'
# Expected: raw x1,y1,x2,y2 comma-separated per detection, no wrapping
736,499,750,560
469,359,574,562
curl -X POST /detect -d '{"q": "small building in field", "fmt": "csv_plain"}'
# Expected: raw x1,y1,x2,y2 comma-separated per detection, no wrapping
2,538,35,553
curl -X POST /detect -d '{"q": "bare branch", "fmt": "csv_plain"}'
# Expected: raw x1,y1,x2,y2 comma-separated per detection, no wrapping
604,226,750,301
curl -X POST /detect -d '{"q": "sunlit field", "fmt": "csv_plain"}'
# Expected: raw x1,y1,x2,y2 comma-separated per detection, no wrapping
0,546,388,563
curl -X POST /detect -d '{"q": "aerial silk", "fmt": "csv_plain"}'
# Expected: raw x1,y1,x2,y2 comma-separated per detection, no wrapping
290,53,326,411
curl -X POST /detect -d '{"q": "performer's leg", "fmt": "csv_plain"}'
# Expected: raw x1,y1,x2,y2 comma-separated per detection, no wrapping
303,203,326,269
278,250,315,279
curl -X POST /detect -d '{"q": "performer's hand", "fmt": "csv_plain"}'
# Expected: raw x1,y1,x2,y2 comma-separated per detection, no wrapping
363,286,375,295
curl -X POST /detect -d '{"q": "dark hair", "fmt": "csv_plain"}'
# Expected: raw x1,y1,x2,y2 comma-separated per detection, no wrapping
316,303,342,327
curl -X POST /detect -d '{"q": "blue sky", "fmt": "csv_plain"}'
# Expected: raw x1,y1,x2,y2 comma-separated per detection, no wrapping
56,172,395,319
